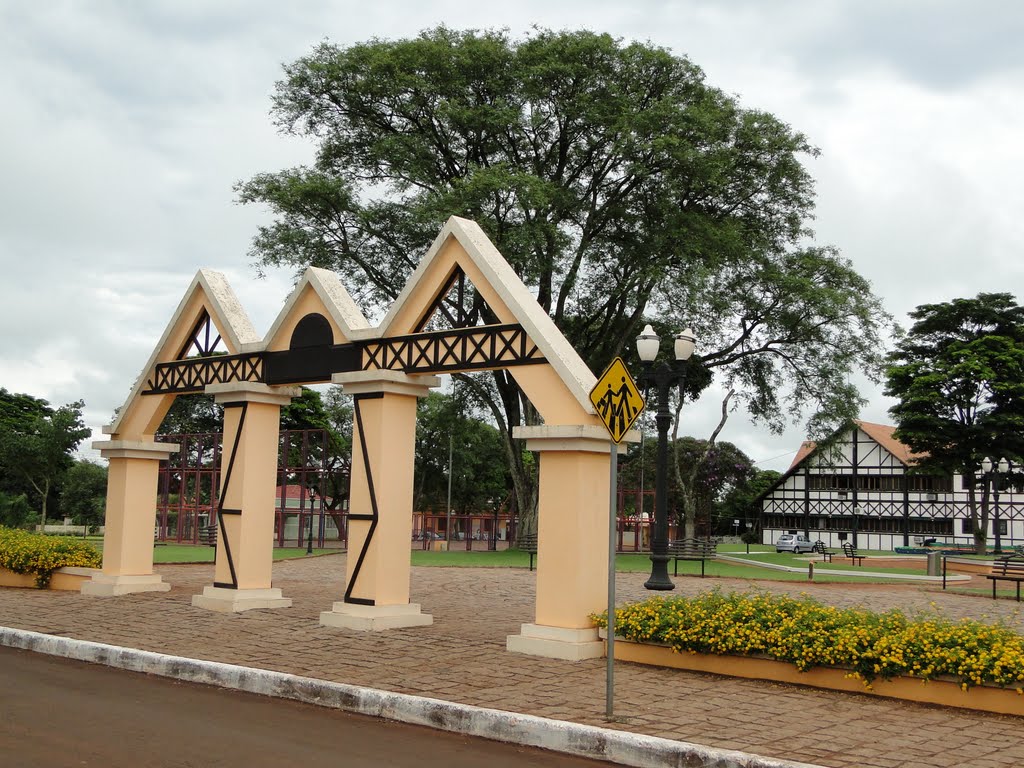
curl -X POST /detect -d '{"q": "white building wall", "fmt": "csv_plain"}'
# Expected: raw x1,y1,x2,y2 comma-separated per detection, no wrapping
760,427,1023,551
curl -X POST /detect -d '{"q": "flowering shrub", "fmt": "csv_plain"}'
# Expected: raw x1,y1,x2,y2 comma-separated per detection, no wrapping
0,526,101,587
592,590,1024,691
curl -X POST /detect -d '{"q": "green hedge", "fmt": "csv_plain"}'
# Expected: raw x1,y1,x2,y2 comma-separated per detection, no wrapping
0,526,101,587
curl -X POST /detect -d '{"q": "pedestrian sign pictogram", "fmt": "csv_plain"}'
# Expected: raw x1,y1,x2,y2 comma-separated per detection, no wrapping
590,357,645,443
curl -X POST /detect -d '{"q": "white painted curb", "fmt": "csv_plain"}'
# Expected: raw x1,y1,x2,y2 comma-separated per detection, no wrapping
0,626,826,768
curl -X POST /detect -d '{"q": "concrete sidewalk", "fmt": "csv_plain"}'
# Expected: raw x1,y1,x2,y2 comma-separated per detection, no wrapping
1,555,1022,768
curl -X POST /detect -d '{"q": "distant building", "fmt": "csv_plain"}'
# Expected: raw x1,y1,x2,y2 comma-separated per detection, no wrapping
758,421,1022,550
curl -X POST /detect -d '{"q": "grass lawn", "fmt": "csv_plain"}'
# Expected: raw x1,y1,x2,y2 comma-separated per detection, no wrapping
736,551,928,576
78,539,927,583
409,549,921,583
112,544,335,563
938,584,1024,599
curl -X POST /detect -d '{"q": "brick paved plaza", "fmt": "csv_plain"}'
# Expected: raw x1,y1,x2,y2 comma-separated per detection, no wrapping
2,556,1023,768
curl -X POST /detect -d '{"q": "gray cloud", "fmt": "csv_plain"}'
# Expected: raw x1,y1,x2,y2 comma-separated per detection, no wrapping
1,1,1022,471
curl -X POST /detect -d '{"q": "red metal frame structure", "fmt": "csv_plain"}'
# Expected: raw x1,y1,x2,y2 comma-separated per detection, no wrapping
156,433,220,543
411,510,516,551
275,428,331,549
156,428,343,547
155,435,685,552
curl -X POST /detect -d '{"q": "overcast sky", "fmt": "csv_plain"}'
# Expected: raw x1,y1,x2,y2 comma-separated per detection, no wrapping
2,1,1022,472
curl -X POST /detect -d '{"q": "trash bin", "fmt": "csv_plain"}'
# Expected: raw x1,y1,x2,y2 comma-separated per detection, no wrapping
927,551,942,576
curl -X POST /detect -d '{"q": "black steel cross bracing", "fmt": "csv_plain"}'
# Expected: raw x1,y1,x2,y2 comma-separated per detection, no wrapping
143,354,265,395
359,323,543,374
343,393,381,605
140,324,545,395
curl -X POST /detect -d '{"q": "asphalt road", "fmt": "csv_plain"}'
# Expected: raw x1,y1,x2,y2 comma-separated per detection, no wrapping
0,646,609,768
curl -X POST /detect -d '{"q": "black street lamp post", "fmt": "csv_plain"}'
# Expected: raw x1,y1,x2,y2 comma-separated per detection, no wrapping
636,324,697,591
981,457,1010,554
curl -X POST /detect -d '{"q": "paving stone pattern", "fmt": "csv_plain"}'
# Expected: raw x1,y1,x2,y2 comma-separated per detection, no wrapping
1,556,1023,768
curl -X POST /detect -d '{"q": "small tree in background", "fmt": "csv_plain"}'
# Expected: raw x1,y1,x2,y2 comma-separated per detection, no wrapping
61,460,108,533
0,399,90,532
414,391,508,517
0,492,34,530
619,437,756,536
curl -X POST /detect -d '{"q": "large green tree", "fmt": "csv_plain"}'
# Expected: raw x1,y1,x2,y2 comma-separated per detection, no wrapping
0,399,90,531
158,394,223,435
885,293,1024,554
237,27,890,525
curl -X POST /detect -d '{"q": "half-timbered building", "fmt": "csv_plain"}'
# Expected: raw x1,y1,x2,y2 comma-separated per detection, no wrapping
759,421,1023,550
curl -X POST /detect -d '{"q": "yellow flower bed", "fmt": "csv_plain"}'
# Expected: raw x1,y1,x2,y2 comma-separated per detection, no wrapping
0,526,102,588
592,590,1024,691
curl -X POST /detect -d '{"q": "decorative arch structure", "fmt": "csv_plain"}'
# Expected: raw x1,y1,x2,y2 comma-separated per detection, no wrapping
86,216,631,660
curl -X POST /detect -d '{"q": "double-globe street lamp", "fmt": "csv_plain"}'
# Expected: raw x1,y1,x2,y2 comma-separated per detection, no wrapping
635,323,697,591
980,457,1010,554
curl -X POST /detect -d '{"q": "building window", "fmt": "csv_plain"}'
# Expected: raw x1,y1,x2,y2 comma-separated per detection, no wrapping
806,474,952,493
961,519,973,534
906,475,954,493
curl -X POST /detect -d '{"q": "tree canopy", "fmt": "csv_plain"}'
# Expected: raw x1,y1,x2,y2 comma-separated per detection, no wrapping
618,437,755,534
238,27,891,520
61,459,107,532
885,292,1024,552
414,391,508,515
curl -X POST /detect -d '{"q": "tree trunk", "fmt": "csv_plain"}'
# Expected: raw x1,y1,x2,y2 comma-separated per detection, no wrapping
458,372,538,541
975,480,991,555
39,478,49,534
672,389,734,540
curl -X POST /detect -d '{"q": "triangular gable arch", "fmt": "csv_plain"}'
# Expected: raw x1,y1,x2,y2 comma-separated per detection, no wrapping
376,216,601,427
262,266,371,353
107,269,260,439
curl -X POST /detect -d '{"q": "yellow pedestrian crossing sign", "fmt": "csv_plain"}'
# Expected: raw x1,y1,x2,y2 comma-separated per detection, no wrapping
589,357,645,443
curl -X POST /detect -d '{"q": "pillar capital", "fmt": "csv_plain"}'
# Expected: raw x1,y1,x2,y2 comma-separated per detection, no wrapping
204,382,301,406
333,370,440,398
92,439,179,460
513,424,639,453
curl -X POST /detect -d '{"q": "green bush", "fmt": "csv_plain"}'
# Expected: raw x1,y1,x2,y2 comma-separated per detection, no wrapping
0,526,101,587
593,590,1024,690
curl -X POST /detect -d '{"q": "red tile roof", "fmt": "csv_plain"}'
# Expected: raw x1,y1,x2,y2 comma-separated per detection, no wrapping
785,420,925,472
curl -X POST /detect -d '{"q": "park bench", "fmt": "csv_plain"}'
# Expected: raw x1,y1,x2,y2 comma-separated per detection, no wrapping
986,554,1024,601
519,533,538,571
811,540,834,563
198,523,217,548
841,541,865,566
668,538,717,577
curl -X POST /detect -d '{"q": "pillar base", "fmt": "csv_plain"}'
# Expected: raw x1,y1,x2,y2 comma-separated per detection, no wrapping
191,586,292,613
81,573,171,597
319,602,433,631
506,623,604,661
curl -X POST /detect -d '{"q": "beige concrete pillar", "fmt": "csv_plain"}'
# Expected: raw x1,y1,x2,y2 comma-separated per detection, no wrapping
506,425,618,660
81,440,179,596
320,370,438,631
191,383,299,613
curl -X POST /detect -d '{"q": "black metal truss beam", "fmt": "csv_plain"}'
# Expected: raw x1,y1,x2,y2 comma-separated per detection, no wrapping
360,323,543,374
143,354,264,395
141,323,545,395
